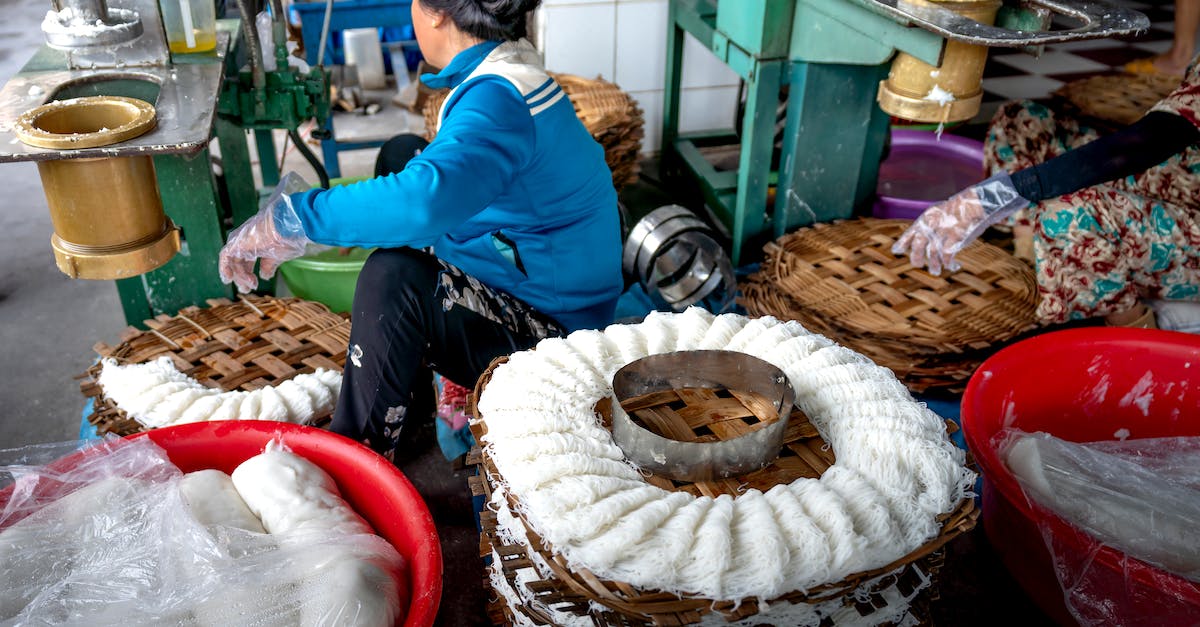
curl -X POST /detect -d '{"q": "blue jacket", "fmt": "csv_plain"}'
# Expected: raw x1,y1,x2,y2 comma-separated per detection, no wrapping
290,40,622,331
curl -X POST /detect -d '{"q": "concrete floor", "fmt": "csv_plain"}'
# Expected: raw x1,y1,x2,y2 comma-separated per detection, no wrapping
0,2,1065,625
0,0,122,450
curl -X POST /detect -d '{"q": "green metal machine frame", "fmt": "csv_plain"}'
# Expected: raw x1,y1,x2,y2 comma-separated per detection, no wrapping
113,19,330,326
663,0,945,264
661,0,1139,264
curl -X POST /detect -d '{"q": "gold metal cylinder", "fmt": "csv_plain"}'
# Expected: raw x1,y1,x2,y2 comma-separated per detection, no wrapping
877,0,1002,123
13,96,180,279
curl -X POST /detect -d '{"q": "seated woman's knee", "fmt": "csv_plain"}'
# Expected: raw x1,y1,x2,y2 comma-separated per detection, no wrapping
356,248,437,298
375,134,430,177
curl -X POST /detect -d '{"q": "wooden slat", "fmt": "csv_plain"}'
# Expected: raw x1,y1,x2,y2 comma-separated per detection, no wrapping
253,353,297,379
675,397,754,426
728,389,783,424
634,407,695,442
620,389,680,412
202,350,245,376
706,416,753,439
213,328,249,350
262,329,304,353
304,354,342,372
788,440,831,475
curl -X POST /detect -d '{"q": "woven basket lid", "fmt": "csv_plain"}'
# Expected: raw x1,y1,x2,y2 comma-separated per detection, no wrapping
739,275,986,392
1053,73,1179,126
761,219,1037,352
422,72,645,190
739,219,1039,391
80,295,350,436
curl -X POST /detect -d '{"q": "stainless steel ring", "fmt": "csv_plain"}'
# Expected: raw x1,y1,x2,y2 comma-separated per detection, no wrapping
633,215,709,285
621,204,695,276
610,350,794,482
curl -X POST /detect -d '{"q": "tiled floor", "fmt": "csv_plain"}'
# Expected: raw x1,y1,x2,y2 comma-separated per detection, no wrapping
976,1,1182,123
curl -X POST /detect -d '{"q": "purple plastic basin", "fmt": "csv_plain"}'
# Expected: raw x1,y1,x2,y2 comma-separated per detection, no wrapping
873,130,986,221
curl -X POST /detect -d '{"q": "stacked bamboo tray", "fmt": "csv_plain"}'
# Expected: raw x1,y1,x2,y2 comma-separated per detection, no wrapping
80,296,350,436
1053,72,1180,126
468,356,978,625
740,219,1039,392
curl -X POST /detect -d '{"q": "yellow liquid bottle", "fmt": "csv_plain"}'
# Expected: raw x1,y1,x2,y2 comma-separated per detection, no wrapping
159,0,217,54
168,30,217,53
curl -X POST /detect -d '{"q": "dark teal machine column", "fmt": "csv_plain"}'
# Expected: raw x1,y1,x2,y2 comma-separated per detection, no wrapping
774,61,890,236
662,0,946,265
662,0,795,265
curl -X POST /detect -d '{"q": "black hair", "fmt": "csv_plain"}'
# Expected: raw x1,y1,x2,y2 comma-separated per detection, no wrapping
420,0,542,41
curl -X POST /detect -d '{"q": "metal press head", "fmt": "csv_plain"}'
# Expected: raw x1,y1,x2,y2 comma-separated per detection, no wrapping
42,0,144,49
610,350,794,482
877,0,1002,124
14,96,180,280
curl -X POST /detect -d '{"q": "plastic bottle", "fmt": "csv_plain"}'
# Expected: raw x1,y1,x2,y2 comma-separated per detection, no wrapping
256,10,276,71
158,0,217,53
343,28,387,90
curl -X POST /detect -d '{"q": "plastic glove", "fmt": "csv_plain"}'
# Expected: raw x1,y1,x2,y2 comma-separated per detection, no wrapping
892,171,1030,276
219,172,314,293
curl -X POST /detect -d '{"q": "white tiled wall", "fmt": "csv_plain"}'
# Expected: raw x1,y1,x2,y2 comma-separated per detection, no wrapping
536,0,740,154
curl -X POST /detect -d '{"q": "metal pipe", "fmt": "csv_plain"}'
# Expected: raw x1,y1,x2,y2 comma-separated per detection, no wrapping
316,0,334,67
59,0,109,23
235,0,266,94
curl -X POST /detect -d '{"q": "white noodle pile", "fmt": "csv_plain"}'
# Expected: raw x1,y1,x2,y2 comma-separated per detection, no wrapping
98,356,341,428
475,310,974,603
486,471,933,626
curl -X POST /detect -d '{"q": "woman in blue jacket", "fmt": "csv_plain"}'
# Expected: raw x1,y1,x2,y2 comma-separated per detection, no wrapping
218,0,623,460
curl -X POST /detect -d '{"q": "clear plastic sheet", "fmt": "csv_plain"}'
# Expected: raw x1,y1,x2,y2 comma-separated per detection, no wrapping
0,437,406,626
999,429,1200,626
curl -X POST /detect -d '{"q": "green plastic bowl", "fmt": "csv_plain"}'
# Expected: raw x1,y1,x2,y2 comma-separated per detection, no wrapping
279,246,373,313
277,176,371,313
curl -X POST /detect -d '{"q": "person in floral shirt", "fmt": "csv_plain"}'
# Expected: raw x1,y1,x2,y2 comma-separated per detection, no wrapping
894,59,1200,327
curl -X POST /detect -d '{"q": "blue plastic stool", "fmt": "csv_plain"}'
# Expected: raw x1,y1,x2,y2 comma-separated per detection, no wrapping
79,401,100,441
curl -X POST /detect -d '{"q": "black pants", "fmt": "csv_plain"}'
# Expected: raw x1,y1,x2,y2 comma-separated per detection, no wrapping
330,135,567,459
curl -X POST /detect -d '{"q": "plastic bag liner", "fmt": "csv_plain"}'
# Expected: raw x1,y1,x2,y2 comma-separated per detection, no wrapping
0,437,406,626
998,429,1200,626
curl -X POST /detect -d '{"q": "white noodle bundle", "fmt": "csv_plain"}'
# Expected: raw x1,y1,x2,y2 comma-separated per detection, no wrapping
475,309,975,601
98,357,341,428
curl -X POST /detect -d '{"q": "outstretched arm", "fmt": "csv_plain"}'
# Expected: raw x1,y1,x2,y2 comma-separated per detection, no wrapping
894,110,1200,274
1009,111,1200,202
289,78,535,249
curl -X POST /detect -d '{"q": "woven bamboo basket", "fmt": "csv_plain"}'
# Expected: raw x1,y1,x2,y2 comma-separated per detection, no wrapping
1053,72,1180,126
423,73,645,190
79,295,350,436
739,219,1038,391
468,356,978,626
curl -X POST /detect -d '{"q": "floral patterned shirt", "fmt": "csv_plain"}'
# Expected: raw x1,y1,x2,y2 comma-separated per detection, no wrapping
1150,54,1200,128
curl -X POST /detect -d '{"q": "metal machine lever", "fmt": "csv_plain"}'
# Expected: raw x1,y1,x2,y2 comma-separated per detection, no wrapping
865,0,1149,47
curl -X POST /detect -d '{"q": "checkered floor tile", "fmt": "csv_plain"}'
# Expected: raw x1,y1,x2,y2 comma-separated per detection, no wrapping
975,0,1182,123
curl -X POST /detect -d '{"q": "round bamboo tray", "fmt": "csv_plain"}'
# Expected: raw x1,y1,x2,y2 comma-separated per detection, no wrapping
1053,72,1180,126
739,219,1039,391
423,73,644,190
79,295,350,436
468,356,979,626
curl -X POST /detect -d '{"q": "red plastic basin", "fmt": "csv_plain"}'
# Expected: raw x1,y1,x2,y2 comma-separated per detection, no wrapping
1,421,441,627
962,328,1200,625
